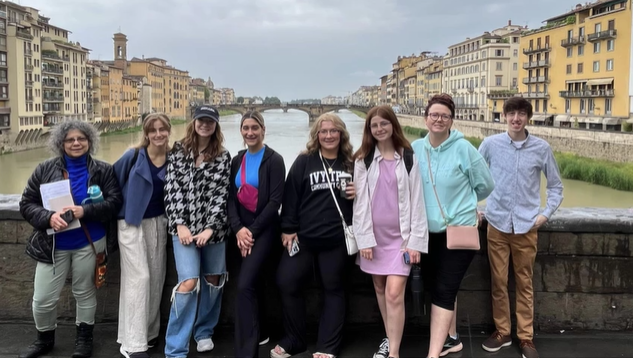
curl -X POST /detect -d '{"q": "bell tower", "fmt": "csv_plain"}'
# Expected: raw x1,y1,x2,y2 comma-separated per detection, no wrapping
113,32,128,73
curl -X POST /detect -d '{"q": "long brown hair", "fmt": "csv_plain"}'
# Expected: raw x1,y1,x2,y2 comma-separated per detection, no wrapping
180,119,225,161
304,113,354,172
354,105,411,159
135,113,171,150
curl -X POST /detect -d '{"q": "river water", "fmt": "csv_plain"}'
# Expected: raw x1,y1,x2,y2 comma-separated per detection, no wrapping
0,110,632,208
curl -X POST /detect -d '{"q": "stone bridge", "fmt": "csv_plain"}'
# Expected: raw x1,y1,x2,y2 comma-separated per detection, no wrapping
216,104,371,122
1,193,632,332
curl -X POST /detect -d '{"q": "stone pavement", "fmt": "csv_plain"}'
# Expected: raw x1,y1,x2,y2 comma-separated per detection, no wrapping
0,323,631,358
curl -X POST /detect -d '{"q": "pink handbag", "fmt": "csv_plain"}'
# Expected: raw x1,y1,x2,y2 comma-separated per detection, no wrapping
237,154,258,213
425,150,480,250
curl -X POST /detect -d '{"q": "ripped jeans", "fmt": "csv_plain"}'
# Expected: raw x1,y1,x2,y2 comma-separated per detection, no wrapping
164,237,227,358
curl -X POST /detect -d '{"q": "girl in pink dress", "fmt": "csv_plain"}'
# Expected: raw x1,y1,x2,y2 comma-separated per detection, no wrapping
353,105,429,358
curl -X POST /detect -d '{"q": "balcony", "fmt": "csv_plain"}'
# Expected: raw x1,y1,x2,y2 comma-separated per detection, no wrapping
561,36,585,47
0,94,8,101
0,107,10,115
488,90,519,99
523,92,550,99
24,48,32,56
43,95,64,102
25,95,34,102
523,45,551,54
559,89,615,98
43,104,61,113
523,60,550,69
24,64,33,71
42,52,63,62
588,29,617,42
16,30,33,40
0,77,7,84
467,86,475,92
0,61,6,68
0,27,6,35
456,103,479,109
42,81,63,88
0,10,6,19
522,76,550,84
42,67,63,75
25,80,33,87
93,98,100,103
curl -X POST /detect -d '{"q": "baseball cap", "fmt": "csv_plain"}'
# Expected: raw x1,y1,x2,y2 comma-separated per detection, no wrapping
193,106,220,122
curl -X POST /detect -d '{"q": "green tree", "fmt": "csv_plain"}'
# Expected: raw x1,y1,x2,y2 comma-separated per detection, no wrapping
204,87,210,102
237,96,244,104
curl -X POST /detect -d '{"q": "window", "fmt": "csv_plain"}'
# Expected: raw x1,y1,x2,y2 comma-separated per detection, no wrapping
495,49,504,57
565,99,571,113
589,98,595,113
593,61,600,72
580,99,586,113
605,98,612,114
512,78,517,88
496,62,502,71
567,47,573,57
567,29,573,39
607,39,614,51
595,23,602,32
513,63,518,71
535,100,540,112
608,20,615,30
594,42,600,53
513,49,518,57
545,35,550,46
481,76,486,87
566,64,572,74
578,45,584,55
578,63,584,73
544,99,548,112
606,59,614,71
579,27,585,37
495,76,502,86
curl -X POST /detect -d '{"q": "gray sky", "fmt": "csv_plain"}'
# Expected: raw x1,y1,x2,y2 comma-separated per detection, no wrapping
26,0,582,100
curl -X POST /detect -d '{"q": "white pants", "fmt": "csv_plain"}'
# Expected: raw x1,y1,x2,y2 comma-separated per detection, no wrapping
116,215,168,352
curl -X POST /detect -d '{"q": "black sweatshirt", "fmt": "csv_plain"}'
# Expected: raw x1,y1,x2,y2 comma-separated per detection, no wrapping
280,151,353,250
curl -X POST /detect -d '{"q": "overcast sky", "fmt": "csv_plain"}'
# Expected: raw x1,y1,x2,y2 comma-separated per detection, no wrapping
26,0,583,100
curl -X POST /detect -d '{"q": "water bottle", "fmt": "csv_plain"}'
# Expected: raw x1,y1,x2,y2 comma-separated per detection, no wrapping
81,185,104,204
410,264,424,317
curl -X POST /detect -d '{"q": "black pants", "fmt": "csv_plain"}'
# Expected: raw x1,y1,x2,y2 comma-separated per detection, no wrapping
421,232,476,311
234,228,280,358
276,242,347,356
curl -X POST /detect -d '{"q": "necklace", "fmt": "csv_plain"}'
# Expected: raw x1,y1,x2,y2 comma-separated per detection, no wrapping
322,156,337,173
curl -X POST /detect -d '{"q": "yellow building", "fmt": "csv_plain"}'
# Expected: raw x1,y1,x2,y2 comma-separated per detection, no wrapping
122,76,139,122
519,0,630,130
390,53,427,105
189,78,207,105
221,88,235,104
99,66,110,122
424,59,444,107
212,88,222,105
86,62,102,122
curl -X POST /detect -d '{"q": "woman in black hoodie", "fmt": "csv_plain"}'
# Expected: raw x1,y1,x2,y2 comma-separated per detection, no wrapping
228,111,286,358
271,113,356,358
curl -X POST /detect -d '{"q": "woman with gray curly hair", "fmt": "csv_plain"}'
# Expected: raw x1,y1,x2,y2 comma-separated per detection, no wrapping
18,120,122,358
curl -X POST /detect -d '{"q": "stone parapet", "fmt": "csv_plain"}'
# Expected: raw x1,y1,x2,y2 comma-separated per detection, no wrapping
1,194,632,331
397,115,633,163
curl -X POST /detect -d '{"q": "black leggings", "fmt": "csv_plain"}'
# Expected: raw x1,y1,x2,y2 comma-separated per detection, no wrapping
275,243,348,356
421,232,476,311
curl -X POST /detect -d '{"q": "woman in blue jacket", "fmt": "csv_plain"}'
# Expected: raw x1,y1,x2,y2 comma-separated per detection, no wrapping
411,94,494,358
113,113,171,358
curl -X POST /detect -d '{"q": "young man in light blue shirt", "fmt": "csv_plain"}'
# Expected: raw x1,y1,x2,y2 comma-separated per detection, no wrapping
478,97,563,358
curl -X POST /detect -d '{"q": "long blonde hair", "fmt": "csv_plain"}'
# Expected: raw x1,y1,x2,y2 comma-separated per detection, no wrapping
181,119,225,162
135,113,172,150
304,113,354,172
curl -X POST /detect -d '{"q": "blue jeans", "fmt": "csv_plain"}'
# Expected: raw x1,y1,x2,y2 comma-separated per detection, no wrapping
164,237,227,358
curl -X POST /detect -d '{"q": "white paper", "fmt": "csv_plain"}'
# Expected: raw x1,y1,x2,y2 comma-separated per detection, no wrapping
40,180,81,235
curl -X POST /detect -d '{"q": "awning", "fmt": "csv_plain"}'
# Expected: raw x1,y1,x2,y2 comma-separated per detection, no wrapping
565,79,587,84
577,117,602,123
586,78,614,86
531,115,546,122
554,115,571,125
604,117,622,125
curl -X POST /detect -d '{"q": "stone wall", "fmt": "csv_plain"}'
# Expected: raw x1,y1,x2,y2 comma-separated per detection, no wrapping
398,115,633,163
1,194,632,331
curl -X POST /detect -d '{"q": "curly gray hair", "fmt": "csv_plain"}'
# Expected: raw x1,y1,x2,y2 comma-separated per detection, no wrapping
48,120,100,157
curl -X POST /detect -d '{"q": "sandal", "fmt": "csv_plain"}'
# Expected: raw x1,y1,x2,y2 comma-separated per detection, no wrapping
270,345,291,358
313,352,336,358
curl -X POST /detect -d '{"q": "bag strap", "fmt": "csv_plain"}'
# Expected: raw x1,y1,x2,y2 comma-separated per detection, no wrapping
319,151,348,227
425,149,448,226
365,146,413,174
239,153,247,187
63,170,98,257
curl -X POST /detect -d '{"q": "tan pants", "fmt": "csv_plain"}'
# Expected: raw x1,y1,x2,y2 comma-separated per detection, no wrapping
487,224,538,341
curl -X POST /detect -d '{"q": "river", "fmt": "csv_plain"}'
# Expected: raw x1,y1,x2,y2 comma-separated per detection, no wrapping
0,109,632,208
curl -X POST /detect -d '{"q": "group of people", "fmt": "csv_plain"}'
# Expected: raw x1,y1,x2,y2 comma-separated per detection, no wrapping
17,94,563,358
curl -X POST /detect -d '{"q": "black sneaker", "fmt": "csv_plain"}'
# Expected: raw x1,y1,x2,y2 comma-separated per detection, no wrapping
373,338,389,358
120,346,150,358
440,334,463,357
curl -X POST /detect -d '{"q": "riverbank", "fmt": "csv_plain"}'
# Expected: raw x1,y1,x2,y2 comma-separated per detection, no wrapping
350,109,366,118
403,126,633,192
100,111,238,137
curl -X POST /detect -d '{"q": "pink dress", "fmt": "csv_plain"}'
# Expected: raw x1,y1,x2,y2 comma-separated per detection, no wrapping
358,159,411,276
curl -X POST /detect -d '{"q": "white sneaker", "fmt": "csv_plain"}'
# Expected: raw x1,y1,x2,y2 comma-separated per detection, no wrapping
197,338,214,352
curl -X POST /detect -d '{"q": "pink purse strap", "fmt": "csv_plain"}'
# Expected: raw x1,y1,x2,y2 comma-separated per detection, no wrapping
240,154,246,187
425,150,448,226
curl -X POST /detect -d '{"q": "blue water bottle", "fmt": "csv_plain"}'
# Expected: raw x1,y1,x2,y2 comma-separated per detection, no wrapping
81,185,104,204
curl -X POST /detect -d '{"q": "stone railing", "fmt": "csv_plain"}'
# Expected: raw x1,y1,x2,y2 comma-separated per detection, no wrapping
1,194,632,331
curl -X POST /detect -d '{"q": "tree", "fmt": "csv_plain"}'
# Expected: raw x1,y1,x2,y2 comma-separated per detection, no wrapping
263,96,281,105
204,87,210,102
237,96,244,104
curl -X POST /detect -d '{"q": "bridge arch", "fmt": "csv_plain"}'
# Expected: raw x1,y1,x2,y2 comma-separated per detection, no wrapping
216,104,371,123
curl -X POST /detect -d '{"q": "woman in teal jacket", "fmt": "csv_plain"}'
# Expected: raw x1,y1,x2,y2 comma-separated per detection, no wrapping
411,94,494,358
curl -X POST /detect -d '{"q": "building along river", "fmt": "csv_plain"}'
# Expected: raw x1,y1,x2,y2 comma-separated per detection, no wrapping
0,110,632,208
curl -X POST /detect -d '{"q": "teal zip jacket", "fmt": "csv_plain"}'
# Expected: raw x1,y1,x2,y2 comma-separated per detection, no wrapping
411,130,495,233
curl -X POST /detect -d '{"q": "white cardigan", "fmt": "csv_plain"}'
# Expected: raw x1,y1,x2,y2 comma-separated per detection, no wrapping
353,146,429,253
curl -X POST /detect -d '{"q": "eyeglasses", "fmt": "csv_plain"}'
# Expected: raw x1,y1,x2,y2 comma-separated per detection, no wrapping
318,129,340,136
63,137,88,144
427,113,452,122
370,121,392,129
505,111,528,118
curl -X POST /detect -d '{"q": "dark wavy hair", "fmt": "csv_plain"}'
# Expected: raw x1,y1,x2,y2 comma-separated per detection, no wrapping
354,105,411,160
180,119,225,162
424,93,456,118
48,120,99,157
503,96,533,119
